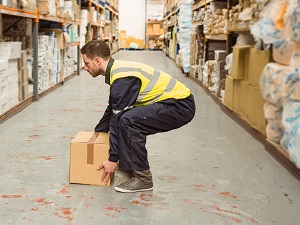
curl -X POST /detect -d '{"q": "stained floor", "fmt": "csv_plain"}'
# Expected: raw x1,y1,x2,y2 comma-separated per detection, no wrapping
0,50,300,225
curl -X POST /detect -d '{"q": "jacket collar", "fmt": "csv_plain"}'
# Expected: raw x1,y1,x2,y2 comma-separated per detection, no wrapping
105,57,114,84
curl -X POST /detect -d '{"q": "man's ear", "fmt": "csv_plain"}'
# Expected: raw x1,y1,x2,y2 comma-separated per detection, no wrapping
94,57,102,67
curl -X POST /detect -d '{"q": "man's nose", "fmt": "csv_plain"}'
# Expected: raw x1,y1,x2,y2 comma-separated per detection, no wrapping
83,65,87,71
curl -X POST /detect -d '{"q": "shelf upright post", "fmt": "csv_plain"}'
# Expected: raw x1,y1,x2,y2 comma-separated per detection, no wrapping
77,0,81,75
33,5,39,101
87,1,92,42
95,6,99,40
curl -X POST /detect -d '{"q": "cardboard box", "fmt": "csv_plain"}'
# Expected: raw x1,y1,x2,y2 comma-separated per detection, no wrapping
18,68,28,85
18,50,27,69
231,45,250,80
238,81,249,120
224,75,234,110
70,132,111,186
18,82,29,102
153,24,160,34
248,48,271,87
0,42,22,59
41,29,69,49
3,17,32,37
247,85,266,135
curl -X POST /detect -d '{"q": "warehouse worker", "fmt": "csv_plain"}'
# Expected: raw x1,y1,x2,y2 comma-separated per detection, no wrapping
81,40,196,193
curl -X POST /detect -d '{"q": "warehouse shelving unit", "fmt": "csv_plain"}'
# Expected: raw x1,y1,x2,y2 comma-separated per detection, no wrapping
146,20,164,50
189,0,300,180
84,0,119,53
0,0,119,124
163,3,180,62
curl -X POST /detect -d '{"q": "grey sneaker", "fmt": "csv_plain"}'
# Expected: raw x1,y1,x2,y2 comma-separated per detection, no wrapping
115,170,153,193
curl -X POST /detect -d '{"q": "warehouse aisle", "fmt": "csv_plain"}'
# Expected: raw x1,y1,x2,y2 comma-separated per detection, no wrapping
0,50,300,225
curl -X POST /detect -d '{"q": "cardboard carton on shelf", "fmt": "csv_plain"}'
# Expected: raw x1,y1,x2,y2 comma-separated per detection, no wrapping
231,45,251,80
70,132,111,186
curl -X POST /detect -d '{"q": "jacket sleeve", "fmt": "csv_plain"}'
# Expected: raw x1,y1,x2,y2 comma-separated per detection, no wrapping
94,103,112,132
107,77,141,162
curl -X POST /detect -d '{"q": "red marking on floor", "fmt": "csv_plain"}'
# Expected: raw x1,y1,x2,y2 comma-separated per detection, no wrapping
53,207,73,223
193,184,207,192
16,170,23,172
38,156,53,160
219,192,238,199
66,196,72,198
90,110,103,112
130,200,151,207
2,195,22,198
105,206,127,213
183,198,203,205
210,185,216,190
166,176,178,182
105,213,118,218
22,217,36,222
57,188,69,195
60,109,82,112
28,135,41,138
25,140,32,143
193,158,198,160
231,205,238,208
90,196,94,200
30,208,38,211
247,217,260,224
33,198,53,205
214,211,242,224
83,203,90,210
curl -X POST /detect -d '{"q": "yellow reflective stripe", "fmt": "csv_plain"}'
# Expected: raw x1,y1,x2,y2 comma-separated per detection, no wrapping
164,77,177,92
137,70,160,101
111,67,152,79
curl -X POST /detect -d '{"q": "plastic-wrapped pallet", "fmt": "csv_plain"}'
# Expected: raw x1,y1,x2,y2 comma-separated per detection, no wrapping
260,62,290,108
281,101,300,168
251,0,300,166
178,3,193,73
264,102,285,143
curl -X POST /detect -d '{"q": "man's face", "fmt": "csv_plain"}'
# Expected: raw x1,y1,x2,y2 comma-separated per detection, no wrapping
82,54,105,77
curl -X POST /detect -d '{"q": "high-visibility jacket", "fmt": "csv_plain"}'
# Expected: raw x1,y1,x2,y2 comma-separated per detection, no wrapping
110,60,191,106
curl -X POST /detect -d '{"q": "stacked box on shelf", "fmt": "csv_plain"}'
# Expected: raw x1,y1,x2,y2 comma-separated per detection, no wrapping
0,59,9,114
203,1,227,35
37,35,50,92
2,16,33,50
0,0,17,7
65,46,77,78
18,50,29,102
0,42,22,114
38,0,56,16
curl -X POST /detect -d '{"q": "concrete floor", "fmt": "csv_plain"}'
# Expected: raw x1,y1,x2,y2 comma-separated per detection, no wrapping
0,50,300,225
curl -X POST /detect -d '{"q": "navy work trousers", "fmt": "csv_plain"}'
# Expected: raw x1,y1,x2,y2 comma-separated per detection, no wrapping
109,94,196,171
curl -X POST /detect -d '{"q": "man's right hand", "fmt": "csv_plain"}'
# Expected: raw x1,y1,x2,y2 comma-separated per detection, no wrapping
97,160,118,185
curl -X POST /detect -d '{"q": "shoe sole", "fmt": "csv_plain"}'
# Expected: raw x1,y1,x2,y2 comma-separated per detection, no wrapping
115,186,153,193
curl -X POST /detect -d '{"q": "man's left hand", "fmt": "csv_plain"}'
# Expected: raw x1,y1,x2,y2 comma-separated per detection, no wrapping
97,160,118,185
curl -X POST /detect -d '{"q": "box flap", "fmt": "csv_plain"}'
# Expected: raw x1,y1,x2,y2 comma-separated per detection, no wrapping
71,131,94,143
94,132,110,144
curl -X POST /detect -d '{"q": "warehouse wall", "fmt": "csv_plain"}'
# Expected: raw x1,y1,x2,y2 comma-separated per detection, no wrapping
119,0,146,40
147,2,164,20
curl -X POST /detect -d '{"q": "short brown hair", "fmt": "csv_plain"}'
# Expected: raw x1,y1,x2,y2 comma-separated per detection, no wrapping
80,40,110,60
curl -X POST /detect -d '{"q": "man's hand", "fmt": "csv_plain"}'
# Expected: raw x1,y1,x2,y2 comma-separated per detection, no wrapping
97,160,118,185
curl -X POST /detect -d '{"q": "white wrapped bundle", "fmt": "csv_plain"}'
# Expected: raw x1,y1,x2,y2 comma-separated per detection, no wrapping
281,101,300,168
260,63,290,107
282,70,300,102
283,0,300,42
264,102,285,143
